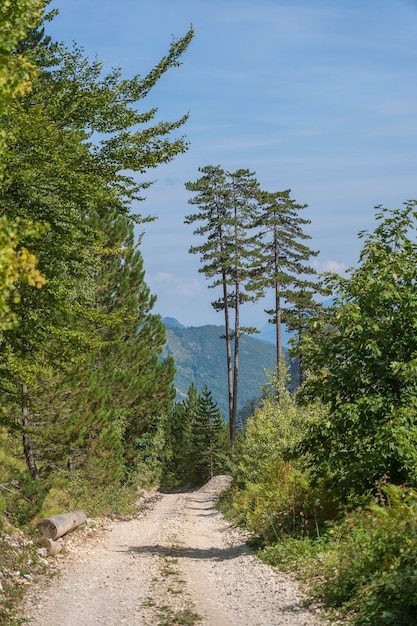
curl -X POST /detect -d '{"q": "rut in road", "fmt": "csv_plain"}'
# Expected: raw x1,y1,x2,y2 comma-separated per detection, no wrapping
21,476,325,625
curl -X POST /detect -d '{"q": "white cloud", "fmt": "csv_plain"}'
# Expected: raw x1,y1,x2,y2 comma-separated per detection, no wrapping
149,273,204,298
154,272,174,283
313,260,348,275
169,279,203,297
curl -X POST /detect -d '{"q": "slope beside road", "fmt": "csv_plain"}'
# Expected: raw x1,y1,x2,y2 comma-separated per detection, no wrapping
20,476,325,625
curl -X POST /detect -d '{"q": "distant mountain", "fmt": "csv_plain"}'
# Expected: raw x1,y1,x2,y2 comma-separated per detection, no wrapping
162,319,277,419
163,317,185,329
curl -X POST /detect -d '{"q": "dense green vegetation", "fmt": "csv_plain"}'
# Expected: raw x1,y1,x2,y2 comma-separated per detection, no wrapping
2,5,417,626
221,204,417,624
160,384,230,492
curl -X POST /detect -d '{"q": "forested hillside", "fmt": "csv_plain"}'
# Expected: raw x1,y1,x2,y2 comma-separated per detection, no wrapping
163,320,278,418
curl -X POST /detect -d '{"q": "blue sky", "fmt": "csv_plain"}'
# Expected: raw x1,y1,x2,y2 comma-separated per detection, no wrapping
47,0,417,327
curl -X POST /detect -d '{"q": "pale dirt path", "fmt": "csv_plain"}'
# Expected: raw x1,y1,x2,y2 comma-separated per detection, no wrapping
21,476,325,625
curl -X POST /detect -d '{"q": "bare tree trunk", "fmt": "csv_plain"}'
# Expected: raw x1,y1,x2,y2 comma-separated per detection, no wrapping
21,383,39,480
209,436,214,479
222,275,234,447
297,328,304,387
231,282,241,451
38,510,87,539
275,279,282,370
273,221,283,372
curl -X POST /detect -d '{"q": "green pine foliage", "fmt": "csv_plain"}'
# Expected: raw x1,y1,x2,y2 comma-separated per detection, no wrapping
185,166,267,448
192,386,229,483
185,167,324,446
160,384,230,491
160,389,195,490
0,8,192,519
253,189,323,370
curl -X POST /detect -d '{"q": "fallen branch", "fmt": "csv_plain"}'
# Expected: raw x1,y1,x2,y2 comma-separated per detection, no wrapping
0,482,33,503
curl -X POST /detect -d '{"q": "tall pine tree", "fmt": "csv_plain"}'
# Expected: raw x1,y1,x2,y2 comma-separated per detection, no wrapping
160,384,228,490
192,386,227,483
185,167,264,449
253,189,322,371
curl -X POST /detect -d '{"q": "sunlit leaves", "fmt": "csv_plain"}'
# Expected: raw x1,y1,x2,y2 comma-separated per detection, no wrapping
0,15,193,482
0,217,45,332
297,201,417,494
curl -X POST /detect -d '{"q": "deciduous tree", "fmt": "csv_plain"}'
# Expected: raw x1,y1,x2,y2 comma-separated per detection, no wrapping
297,202,417,494
0,17,193,481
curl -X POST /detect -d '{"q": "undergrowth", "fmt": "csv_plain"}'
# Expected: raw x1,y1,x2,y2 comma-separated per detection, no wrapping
0,527,49,626
0,470,143,625
223,480,417,625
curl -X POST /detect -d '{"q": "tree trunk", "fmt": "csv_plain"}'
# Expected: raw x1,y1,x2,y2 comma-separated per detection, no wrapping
37,537,62,555
275,278,282,370
38,510,87,539
273,220,283,372
298,328,304,387
222,273,234,447
231,281,241,451
21,383,39,480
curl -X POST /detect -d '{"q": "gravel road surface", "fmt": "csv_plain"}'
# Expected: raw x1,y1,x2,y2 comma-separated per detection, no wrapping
21,476,325,625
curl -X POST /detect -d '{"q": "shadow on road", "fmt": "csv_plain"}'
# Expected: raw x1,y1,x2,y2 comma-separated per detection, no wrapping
125,542,248,561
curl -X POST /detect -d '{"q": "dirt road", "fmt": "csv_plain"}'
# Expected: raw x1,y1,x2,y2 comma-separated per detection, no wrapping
21,476,324,625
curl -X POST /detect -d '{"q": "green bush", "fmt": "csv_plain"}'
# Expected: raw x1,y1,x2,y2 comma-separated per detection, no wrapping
313,485,417,625
232,370,335,542
231,460,341,543
43,471,137,519
260,534,328,576
245,485,417,624
1,473,48,527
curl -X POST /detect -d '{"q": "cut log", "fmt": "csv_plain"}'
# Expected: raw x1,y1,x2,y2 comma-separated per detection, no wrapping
37,537,62,556
38,510,87,539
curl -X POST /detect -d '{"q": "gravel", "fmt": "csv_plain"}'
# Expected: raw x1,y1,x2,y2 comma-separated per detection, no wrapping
20,475,326,625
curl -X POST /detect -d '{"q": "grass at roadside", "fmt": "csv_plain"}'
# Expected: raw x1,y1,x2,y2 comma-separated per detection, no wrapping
142,552,201,626
219,483,417,625
0,473,142,626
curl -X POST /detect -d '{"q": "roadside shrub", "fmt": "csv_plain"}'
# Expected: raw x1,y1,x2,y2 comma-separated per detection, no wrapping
232,459,340,543
232,369,335,542
313,485,417,625
57,471,138,518
26,470,138,524
260,534,328,577
2,473,48,527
